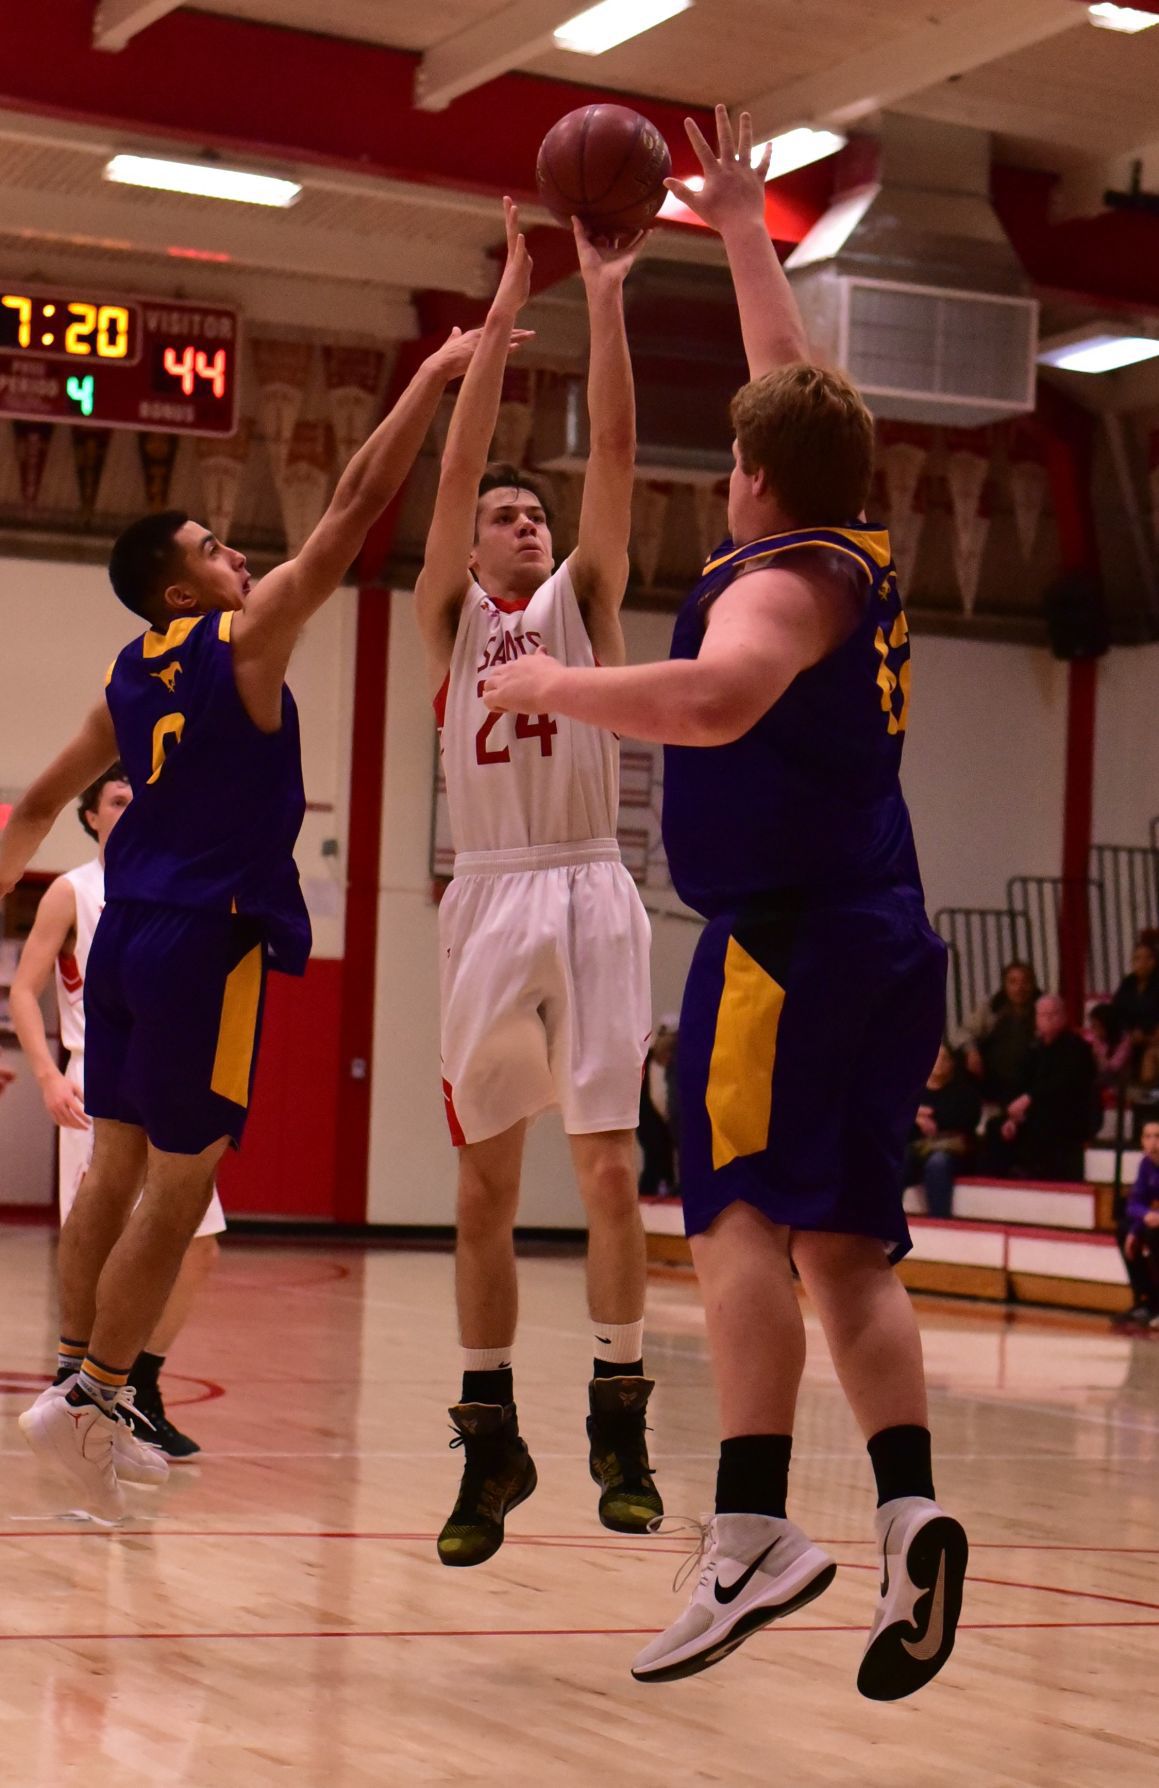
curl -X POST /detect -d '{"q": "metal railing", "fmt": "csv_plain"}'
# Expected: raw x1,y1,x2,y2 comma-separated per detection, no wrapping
1007,875,1112,1004
934,905,1031,1037
1090,844,1159,988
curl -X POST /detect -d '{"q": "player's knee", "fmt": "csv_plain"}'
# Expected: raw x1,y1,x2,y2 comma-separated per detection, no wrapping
578,1151,638,1224
456,1173,518,1242
188,1233,221,1276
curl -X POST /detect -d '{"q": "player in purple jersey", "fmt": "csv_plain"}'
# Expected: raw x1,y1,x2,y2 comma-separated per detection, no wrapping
485,106,966,1699
0,323,521,1524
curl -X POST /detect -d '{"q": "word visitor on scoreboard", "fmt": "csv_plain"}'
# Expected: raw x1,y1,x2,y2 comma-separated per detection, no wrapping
0,288,240,438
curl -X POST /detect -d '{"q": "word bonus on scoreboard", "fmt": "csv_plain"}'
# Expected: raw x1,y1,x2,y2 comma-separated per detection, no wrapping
0,288,239,437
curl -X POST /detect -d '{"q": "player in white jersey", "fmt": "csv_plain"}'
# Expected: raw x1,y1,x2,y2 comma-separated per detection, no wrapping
9,765,223,1459
417,201,660,1566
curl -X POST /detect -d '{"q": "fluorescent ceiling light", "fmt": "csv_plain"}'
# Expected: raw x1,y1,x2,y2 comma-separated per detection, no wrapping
659,127,845,222
1039,331,1159,373
753,127,847,180
1087,4,1159,31
554,0,692,56
105,154,301,208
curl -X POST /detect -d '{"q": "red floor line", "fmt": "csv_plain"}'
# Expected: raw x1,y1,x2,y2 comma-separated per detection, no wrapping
0,1619,1155,1643
830,1559,1159,1612
1,1530,1156,1554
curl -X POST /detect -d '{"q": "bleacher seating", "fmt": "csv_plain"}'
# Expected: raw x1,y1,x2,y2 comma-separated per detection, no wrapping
641,1140,1138,1315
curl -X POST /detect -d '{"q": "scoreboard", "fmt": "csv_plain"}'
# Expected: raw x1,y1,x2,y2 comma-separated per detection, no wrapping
0,287,240,437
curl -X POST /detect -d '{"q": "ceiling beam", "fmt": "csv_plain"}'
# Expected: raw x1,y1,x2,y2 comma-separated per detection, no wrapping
93,0,182,53
415,1,583,112
744,0,1081,140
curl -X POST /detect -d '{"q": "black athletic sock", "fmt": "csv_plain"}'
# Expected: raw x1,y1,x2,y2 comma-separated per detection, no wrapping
461,1367,514,1408
592,1357,644,1380
129,1351,165,1394
867,1424,935,1506
715,1434,793,1519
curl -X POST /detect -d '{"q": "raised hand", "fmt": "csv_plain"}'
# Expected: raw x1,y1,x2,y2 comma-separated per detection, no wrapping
429,323,534,382
572,216,647,288
665,103,771,235
493,195,533,316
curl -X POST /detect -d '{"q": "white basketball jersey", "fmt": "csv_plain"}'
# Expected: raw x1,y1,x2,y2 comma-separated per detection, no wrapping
53,857,105,1061
437,559,620,854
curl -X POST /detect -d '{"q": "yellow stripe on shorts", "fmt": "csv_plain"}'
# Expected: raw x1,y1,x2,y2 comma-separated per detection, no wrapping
705,937,786,1172
210,943,263,1109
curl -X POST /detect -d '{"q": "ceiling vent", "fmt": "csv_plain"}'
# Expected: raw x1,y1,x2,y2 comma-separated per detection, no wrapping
787,117,1039,428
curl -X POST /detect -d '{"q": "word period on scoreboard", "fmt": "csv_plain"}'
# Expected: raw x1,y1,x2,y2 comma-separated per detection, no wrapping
0,288,240,437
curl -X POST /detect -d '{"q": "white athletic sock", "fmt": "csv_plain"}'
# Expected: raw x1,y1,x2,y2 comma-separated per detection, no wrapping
593,1319,645,1368
460,1344,513,1373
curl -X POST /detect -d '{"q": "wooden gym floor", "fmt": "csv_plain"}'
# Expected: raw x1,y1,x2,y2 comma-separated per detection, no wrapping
0,1229,1157,1786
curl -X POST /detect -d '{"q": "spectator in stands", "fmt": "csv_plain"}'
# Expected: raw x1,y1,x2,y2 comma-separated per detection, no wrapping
982,994,1099,1182
904,1043,982,1218
966,959,1040,1104
1085,1002,1132,1090
638,1018,679,1198
1119,1119,1159,1327
1111,940,1159,1085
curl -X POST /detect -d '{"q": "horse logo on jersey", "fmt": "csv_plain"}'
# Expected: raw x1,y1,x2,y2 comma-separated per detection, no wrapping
150,662,183,693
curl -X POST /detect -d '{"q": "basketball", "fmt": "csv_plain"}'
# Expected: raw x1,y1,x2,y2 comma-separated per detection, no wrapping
536,104,672,243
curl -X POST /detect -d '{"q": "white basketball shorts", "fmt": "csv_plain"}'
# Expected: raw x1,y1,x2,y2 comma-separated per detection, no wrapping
438,840,652,1146
59,1057,227,1237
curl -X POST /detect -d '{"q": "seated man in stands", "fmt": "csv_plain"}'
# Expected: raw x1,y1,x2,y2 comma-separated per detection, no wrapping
904,1043,982,1218
982,995,1099,1182
1119,1118,1159,1328
965,960,1040,1105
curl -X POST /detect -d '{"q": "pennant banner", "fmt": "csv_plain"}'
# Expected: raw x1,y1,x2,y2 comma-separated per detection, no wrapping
1005,418,1049,561
492,366,536,468
70,428,112,518
631,481,671,590
878,424,929,594
196,417,254,545
322,345,386,470
252,339,313,481
691,480,730,565
279,419,334,556
137,432,180,514
11,420,54,508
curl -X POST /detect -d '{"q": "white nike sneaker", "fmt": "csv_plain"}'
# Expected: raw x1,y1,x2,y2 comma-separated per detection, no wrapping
631,1513,837,1684
857,1496,969,1701
29,1377,170,1487
19,1388,125,1525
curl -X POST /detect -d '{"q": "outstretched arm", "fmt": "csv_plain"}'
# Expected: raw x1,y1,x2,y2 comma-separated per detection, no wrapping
481,562,854,745
668,104,809,379
415,198,533,692
9,877,89,1131
568,221,644,668
233,326,509,683
0,701,118,897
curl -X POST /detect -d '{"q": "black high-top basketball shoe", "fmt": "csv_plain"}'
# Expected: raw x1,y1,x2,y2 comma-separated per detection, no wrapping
437,1403,537,1567
587,1376,663,1533
125,1378,201,1461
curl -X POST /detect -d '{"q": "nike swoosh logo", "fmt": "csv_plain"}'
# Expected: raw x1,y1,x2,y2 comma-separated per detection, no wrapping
713,1540,780,1605
881,1519,895,1598
901,1552,947,1662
